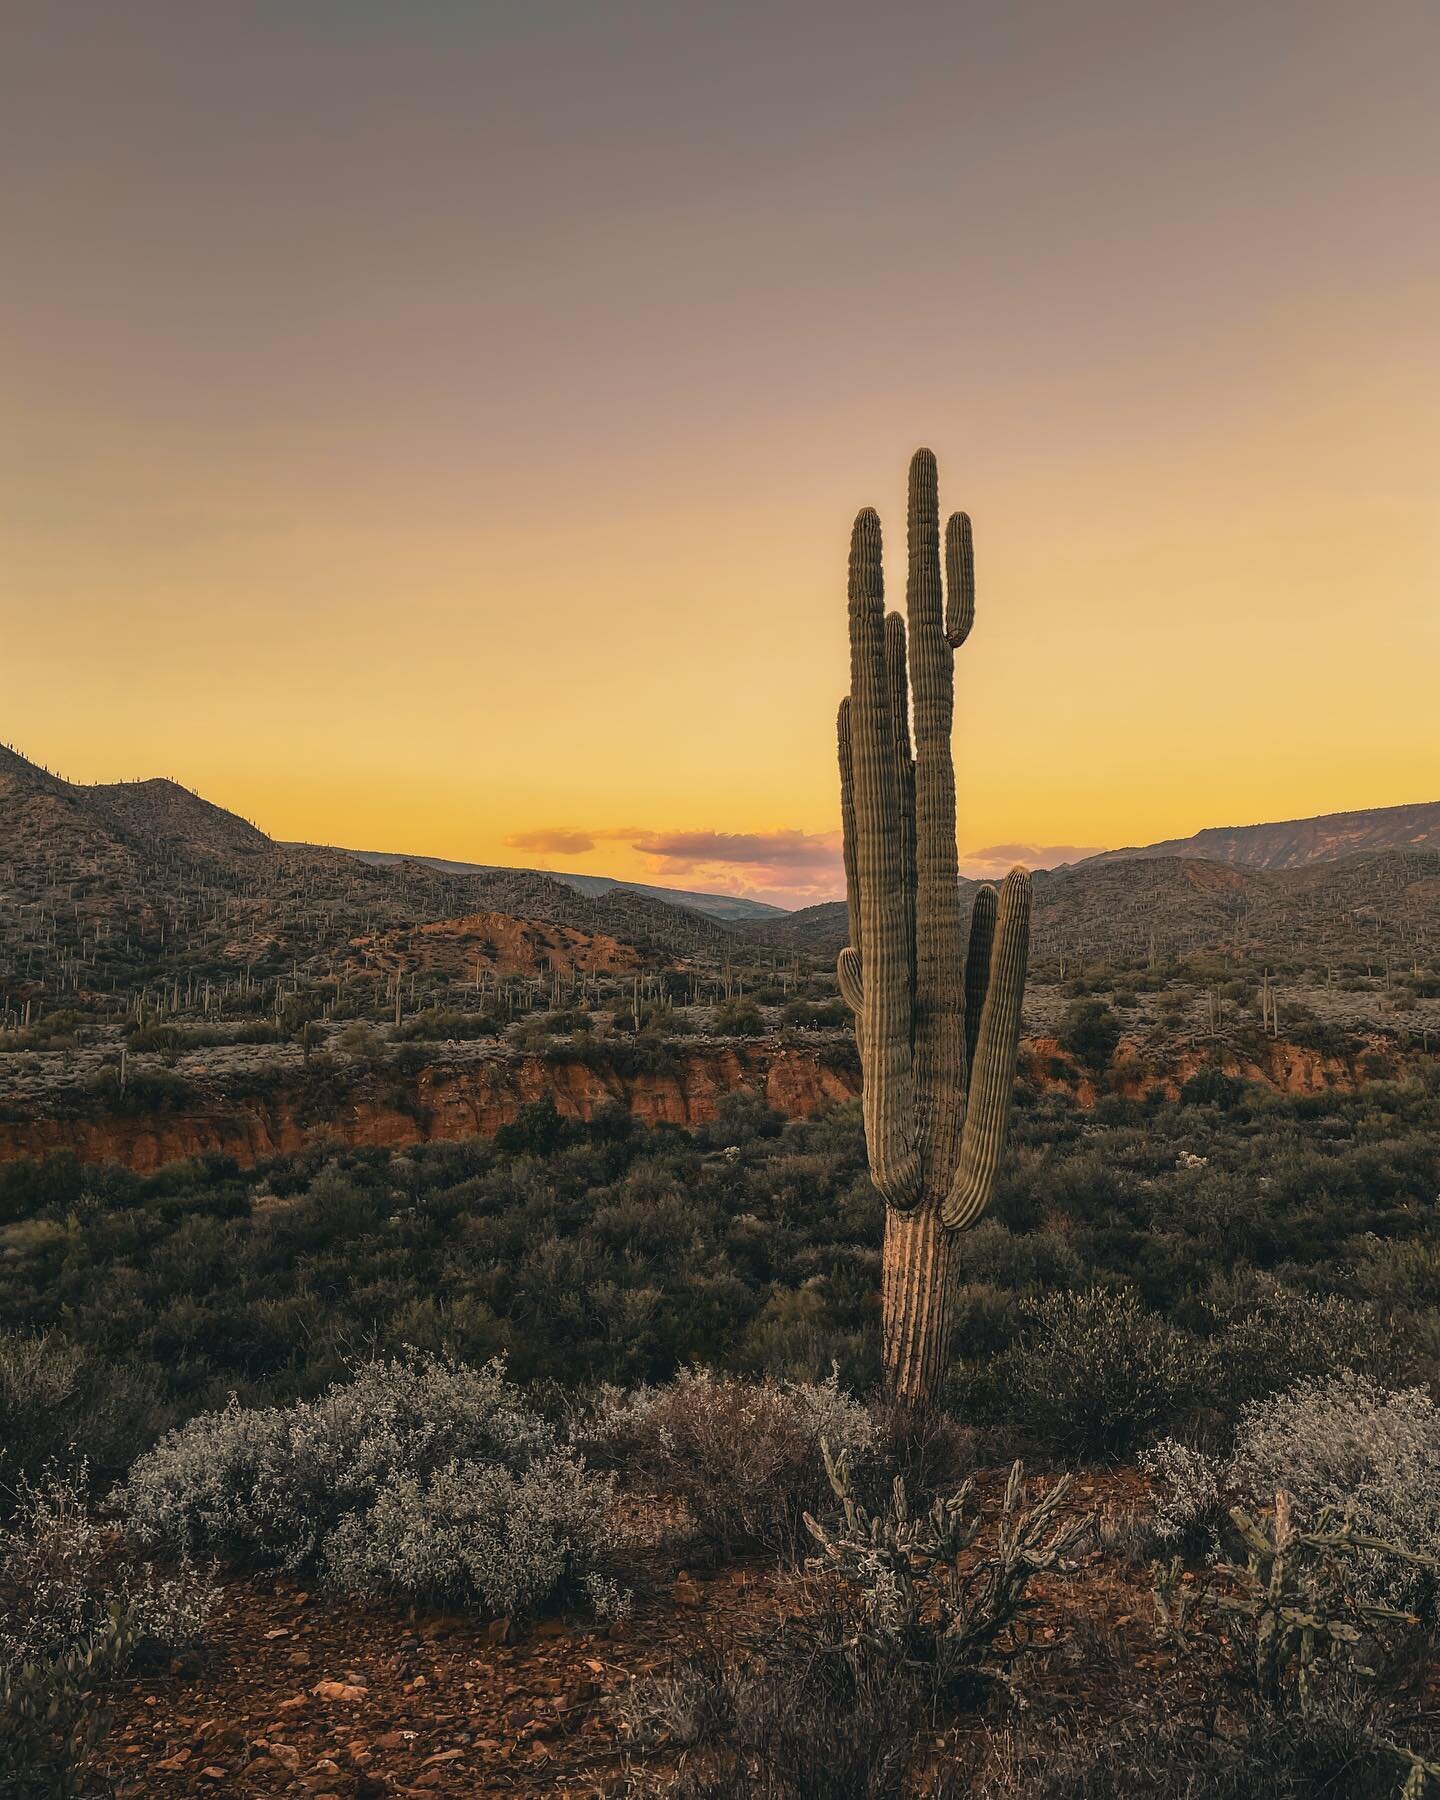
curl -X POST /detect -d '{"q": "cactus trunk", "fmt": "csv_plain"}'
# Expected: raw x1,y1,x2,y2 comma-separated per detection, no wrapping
881,1205,959,1402
836,451,1031,1402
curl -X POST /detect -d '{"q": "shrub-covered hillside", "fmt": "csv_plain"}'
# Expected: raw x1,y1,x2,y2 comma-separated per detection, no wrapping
3,1070,1439,1490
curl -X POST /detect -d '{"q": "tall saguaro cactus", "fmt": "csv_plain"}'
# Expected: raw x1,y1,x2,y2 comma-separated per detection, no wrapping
837,450,1031,1402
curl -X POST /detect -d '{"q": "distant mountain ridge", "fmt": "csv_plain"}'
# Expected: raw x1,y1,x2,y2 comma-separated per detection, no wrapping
331,848,784,923
0,745,733,993
746,847,1440,965
1085,801,1440,872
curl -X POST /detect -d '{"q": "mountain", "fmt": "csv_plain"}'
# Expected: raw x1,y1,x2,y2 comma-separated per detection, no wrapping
1087,801,1440,872
0,745,730,1007
743,849,1440,967
334,848,784,923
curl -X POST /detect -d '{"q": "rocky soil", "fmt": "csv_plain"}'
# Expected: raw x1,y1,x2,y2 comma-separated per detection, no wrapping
101,1469,1159,1798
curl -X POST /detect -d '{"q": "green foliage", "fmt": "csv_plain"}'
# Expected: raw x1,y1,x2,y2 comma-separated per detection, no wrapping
1,1604,136,1799
393,1009,502,1042
1057,999,1122,1073
581,1368,879,1555
984,1288,1200,1458
714,998,765,1036
0,1077,1436,1476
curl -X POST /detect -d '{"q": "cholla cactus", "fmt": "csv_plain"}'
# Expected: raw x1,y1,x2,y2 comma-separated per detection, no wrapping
837,450,1031,1398
803,1441,1083,1684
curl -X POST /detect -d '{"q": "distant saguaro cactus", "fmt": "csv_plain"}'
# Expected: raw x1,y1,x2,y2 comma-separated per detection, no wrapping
837,450,1031,1401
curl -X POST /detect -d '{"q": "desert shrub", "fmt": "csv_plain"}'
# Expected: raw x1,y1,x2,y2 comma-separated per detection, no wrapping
1179,1068,1250,1109
1197,1280,1407,1413
1139,1439,1224,1549
125,1024,186,1054
580,1368,878,1555
781,999,849,1031
966,1698,1403,1799
608,1643,736,1750
115,1354,613,1618
1,1468,216,1797
336,1021,385,1060
1057,999,1121,1072
1,1609,134,1800
992,1289,1200,1458
624,1627,917,1800
694,1090,786,1148
865,1399,980,1509
0,1334,172,1502
1228,1372,1440,1626
1,1469,215,1672
713,999,765,1037
82,1066,197,1115
493,1096,568,1157
1353,1234,1440,1307
0,1334,85,1497
393,1008,501,1042
322,1451,612,1617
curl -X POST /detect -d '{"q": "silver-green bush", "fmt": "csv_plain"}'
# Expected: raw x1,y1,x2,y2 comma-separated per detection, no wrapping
580,1367,878,1553
115,1354,613,1618
1229,1371,1440,1625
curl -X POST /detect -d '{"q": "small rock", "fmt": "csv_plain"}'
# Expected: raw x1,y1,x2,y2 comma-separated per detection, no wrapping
313,1680,367,1703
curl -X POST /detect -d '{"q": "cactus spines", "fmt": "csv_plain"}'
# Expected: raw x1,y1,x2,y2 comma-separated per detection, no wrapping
837,450,1031,1399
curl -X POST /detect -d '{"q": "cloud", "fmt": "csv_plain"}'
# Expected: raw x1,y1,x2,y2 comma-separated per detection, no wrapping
629,828,845,907
632,829,842,871
500,825,1105,908
504,827,598,856
959,842,1104,880
501,823,846,907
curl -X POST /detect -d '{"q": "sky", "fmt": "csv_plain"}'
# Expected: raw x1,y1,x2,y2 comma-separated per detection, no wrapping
3,1,1437,907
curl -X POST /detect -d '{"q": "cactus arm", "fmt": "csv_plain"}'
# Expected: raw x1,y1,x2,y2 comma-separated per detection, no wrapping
837,697,862,961
837,946,863,1015
885,610,917,1004
963,883,997,1071
945,511,975,648
905,449,968,1196
940,867,1031,1231
848,508,920,1208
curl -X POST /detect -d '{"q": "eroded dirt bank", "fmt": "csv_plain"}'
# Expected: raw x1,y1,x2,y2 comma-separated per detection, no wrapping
1,1027,1425,1176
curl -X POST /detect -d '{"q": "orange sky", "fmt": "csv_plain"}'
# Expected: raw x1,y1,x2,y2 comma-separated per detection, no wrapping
4,1,1437,905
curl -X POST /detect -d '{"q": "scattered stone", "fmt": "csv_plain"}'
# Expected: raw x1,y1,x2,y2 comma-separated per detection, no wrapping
313,1679,367,1702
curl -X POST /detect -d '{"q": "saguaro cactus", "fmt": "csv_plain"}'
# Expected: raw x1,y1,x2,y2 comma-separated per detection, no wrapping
837,449,1031,1402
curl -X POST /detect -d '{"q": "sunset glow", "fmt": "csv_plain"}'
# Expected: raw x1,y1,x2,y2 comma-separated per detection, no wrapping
4,2,1437,905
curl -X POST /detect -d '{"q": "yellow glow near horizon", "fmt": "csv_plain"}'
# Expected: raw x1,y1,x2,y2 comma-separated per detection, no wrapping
4,4,1438,905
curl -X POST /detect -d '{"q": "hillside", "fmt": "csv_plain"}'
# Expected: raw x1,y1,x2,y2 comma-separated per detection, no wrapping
745,850,1440,969
0,746,728,1015
341,848,784,923
1088,799,1440,870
